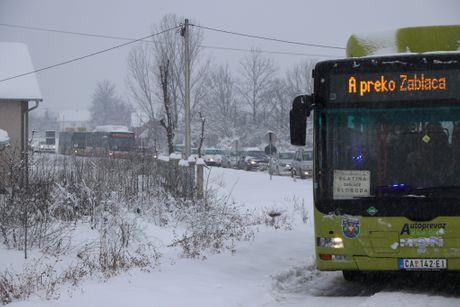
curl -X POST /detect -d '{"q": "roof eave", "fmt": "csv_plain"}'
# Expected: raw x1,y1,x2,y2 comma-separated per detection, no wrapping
0,98,43,102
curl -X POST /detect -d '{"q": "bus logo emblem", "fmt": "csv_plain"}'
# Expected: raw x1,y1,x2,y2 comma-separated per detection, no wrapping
367,206,378,216
342,218,360,239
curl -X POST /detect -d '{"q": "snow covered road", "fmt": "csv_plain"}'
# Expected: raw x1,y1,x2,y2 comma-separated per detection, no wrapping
10,168,460,307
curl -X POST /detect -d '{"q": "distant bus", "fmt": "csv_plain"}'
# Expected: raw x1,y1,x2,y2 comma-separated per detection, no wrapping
87,126,135,158
58,126,135,158
58,131,87,155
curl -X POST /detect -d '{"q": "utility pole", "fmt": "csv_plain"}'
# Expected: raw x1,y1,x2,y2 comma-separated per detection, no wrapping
182,18,191,159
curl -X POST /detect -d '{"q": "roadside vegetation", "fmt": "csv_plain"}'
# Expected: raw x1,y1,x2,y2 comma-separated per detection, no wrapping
0,152,304,304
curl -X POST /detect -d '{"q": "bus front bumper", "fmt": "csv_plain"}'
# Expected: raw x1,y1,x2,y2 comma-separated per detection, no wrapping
316,255,460,271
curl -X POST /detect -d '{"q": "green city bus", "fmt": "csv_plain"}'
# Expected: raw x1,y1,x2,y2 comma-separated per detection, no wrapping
290,25,460,280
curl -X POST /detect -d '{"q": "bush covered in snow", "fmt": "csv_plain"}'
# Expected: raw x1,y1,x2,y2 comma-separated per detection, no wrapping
170,199,254,258
0,153,257,304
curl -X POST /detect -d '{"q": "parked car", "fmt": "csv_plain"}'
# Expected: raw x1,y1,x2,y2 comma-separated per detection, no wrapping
237,148,269,171
203,148,224,166
31,138,56,153
172,145,199,160
270,151,295,175
291,148,313,179
221,150,241,168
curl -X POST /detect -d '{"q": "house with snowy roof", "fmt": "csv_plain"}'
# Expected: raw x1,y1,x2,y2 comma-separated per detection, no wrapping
0,42,42,154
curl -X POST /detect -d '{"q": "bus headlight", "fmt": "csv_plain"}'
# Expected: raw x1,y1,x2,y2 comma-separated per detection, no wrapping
317,237,344,248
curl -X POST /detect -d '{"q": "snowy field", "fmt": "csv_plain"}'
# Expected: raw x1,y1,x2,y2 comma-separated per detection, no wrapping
5,167,460,307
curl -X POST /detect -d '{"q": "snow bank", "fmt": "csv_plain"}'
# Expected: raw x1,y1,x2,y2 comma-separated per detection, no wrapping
0,42,42,100
169,152,181,160
157,155,169,162
5,167,460,307
178,159,189,167
187,156,196,163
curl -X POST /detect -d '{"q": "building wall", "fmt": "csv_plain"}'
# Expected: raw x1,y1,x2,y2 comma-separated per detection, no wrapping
0,100,24,152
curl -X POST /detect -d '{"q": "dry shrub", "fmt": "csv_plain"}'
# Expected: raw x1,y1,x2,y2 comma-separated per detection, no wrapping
170,198,254,258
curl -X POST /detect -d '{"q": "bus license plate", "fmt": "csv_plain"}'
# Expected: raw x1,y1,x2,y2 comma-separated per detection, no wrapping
399,258,447,270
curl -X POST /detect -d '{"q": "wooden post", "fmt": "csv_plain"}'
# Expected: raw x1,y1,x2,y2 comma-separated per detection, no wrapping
169,155,180,196
188,159,196,199
196,162,204,199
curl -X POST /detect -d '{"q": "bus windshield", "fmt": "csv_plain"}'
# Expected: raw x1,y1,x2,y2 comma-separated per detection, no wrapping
279,152,294,159
109,135,134,151
72,133,87,148
319,106,460,201
205,149,222,155
302,151,313,161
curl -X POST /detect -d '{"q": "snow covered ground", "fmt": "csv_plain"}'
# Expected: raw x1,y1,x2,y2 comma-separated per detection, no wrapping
7,167,460,307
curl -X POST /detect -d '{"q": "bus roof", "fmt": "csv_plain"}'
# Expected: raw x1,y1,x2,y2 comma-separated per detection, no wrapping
346,25,460,58
93,125,132,133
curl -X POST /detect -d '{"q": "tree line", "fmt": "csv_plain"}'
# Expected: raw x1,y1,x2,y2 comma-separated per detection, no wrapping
31,13,316,153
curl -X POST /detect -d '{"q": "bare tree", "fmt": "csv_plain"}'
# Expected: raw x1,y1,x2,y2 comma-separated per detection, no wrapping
158,59,175,154
264,78,290,138
127,44,156,123
126,44,162,149
126,14,207,151
238,49,277,125
90,80,132,128
201,64,239,145
285,60,316,97
285,60,317,146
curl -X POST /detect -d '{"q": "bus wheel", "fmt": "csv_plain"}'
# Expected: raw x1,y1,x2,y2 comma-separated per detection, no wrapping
342,270,364,282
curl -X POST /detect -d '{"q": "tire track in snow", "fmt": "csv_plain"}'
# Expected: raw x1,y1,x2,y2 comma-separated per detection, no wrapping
272,261,460,302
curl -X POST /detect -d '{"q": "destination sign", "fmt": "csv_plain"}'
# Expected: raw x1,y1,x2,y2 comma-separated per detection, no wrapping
328,70,460,103
111,133,133,138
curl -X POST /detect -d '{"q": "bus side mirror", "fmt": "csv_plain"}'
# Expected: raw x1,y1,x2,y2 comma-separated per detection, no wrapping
290,95,313,146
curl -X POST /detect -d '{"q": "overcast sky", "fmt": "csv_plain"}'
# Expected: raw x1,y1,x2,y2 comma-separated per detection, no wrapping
0,0,459,113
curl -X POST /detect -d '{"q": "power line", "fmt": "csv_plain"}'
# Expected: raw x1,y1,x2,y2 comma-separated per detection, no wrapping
0,22,342,83
0,22,144,42
0,26,180,83
190,24,346,50
0,22,344,56
200,44,340,58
